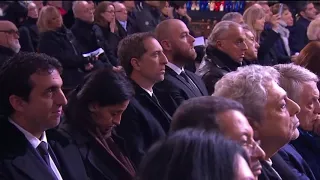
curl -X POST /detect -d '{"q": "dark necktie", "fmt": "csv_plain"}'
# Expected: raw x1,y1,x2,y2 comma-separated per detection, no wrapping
180,71,202,96
152,94,171,119
37,141,50,166
151,93,160,106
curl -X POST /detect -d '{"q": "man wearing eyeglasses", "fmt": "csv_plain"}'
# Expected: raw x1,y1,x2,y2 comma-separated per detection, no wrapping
0,20,20,67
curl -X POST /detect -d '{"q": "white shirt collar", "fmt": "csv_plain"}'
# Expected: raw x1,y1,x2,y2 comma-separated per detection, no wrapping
166,62,184,75
9,118,47,149
140,87,153,97
265,158,272,166
118,20,127,30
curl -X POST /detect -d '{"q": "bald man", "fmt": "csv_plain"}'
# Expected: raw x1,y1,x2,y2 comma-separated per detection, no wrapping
113,1,134,35
154,19,208,116
0,21,20,66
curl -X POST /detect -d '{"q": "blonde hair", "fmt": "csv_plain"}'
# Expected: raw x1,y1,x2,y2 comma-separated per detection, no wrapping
37,5,62,33
243,4,265,42
307,18,320,41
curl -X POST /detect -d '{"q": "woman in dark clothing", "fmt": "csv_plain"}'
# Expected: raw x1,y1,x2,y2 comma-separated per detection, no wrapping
19,2,39,52
3,1,28,28
94,1,122,58
37,6,93,93
138,129,254,180
61,68,136,180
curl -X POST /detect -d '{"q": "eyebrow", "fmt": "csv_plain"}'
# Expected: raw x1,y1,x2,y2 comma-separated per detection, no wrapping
44,85,60,92
151,50,162,54
278,94,287,101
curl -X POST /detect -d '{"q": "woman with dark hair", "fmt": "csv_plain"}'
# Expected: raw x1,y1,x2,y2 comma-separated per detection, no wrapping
60,68,136,180
138,128,254,180
3,1,28,28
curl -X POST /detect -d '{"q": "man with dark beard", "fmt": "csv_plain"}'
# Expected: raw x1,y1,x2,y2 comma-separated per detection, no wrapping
154,19,208,116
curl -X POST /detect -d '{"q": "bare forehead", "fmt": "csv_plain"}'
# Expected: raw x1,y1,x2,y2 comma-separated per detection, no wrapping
228,26,246,38
143,37,162,52
30,69,62,88
303,81,319,96
114,2,126,9
266,81,286,102
0,21,17,30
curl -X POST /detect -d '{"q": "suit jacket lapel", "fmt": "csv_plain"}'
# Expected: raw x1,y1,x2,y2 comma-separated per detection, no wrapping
165,66,199,97
131,80,171,130
186,70,207,96
48,137,88,180
12,146,58,180
4,120,58,180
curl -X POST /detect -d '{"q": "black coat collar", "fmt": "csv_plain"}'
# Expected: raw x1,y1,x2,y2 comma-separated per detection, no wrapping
205,46,241,71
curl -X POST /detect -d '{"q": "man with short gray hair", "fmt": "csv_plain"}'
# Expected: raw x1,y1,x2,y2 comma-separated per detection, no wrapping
274,63,320,179
196,21,248,94
221,12,244,24
214,64,301,179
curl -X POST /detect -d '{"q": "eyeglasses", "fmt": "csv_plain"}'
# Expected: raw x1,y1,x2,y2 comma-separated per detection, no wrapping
106,10,115,14
0,30,19,36
241,140,261,157
115,9,127,13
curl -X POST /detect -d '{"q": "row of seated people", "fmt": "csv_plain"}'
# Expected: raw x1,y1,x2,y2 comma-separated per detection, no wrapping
0,52,319,180
0,1,199,94
2,1,317,96
1,19,320,180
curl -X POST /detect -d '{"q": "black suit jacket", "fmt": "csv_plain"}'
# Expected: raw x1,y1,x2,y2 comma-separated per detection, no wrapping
155,66,208,116
259,153,300,180
0,117,88,180
116,81,167,167
278,144,315,180
59,123,135,180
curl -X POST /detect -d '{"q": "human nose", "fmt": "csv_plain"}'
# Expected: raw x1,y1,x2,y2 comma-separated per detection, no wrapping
287,98,301,116
56,89,67,106
251,141,266,161
189,34,195,45
112,115,121,126
160,52,168,64
255,41,260,49
314,99,320,114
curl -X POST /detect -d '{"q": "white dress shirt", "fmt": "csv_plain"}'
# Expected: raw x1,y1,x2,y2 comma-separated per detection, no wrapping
119,20,127,31
9,119,63,180
166,62,183,75
141,87,153,97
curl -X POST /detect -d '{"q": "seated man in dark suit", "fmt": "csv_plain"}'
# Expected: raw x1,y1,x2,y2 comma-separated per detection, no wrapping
0,52,88,180
214,65,303,180
116,32,169,167
154,19,208,116
275,63,319,180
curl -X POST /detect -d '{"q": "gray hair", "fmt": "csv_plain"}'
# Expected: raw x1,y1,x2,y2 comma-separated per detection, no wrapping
307,18,320,41
207,21,242,47
72,1,86,17
274,63,319,103
213,65,280,123
241,23,254,34
221,12,243,22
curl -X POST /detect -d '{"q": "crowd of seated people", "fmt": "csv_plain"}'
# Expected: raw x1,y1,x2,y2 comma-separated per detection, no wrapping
1,1,320,180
